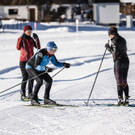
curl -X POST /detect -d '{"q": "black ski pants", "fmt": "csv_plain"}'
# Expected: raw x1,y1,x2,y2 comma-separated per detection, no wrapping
114,58,129,97
20,61,34,96
26,68,52,99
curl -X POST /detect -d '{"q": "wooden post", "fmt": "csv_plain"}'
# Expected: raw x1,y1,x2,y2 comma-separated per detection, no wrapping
125,3,133,28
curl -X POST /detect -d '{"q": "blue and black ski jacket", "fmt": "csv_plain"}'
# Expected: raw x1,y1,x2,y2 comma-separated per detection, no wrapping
25,48,64,71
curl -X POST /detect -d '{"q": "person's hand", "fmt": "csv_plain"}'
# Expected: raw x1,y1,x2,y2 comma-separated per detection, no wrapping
63,63,70,68
33,33,39,40
20,33,25,40
105,43,109,48
46,66,53,72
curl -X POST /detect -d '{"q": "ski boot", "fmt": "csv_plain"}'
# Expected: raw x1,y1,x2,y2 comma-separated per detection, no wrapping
44,98,56,105
123,96,130,106
31,99,40,106
21,95,29,101
31,95,40,106
117,96,124,106
21,91,29,101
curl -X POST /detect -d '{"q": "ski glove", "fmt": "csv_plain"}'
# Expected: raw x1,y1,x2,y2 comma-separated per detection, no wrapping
33,33,39,40
105,43,110,49
20,33,25,40
63,63,70,68
45,66,54,72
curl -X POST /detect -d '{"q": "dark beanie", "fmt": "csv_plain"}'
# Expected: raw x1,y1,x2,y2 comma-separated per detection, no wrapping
108,26,118,36
24,25,32,32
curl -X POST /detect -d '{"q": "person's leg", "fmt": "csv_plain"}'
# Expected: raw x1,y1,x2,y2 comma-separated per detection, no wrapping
124,85,129,98
42,73,56,105
26,68,43,105
42,73,52,99
114,61,124,105
19,61,28,99
121,59,129,104
28,77,34,98
122,59,129,97
114,61,123,98
117,85,123,98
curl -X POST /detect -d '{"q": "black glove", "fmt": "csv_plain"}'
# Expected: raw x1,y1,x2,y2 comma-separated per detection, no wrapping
20,33,25,40
105,43,110,48
33,33,38,40
45,66,53,72
63,63,70,68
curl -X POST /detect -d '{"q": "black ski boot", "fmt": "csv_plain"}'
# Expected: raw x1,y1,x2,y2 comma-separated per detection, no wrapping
31,99,40,106
123,96,130,106
117,96,124,105
31,96,40,106
44,98,56,105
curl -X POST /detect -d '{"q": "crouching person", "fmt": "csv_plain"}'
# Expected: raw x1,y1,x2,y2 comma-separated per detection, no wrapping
25,41,70,105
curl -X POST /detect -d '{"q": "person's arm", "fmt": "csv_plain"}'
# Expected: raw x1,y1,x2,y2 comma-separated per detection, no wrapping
111,38,120,60
33,33,41,49
105,43,112,53
36,39,41,49
16,34,25,50
34,52,43,68
51,55,70,68
51,55,64,67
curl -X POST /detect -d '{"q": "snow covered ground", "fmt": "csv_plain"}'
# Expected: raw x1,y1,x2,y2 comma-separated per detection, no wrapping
0,22,135,135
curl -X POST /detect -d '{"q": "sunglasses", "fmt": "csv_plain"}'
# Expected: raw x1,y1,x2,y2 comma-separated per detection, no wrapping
50,48,57,52
26,30,32,33
53,48,57,51
47,47,58,51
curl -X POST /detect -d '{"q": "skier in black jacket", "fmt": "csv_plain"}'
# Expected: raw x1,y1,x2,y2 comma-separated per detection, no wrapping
105,26,130,105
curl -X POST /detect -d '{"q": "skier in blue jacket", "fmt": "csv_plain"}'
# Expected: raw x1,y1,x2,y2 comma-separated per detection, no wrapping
26,41,70,105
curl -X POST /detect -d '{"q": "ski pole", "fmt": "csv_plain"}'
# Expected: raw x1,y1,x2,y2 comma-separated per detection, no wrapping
0,67,65,95
0,72,46,95
52,67,65,78
85,48,107,106
30,67,66,91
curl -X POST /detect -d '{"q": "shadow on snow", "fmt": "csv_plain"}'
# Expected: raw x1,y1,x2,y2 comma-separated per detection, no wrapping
0,66,19,75
0,67,111,98
54,68,111,82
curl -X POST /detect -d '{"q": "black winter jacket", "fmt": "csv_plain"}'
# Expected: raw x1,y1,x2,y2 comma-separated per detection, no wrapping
107,34,128,62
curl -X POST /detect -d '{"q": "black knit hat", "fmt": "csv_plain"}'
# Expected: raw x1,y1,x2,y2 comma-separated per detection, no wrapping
108,26,118,36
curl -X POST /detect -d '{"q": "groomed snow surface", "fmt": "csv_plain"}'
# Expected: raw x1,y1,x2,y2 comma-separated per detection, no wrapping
0,22,135,135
